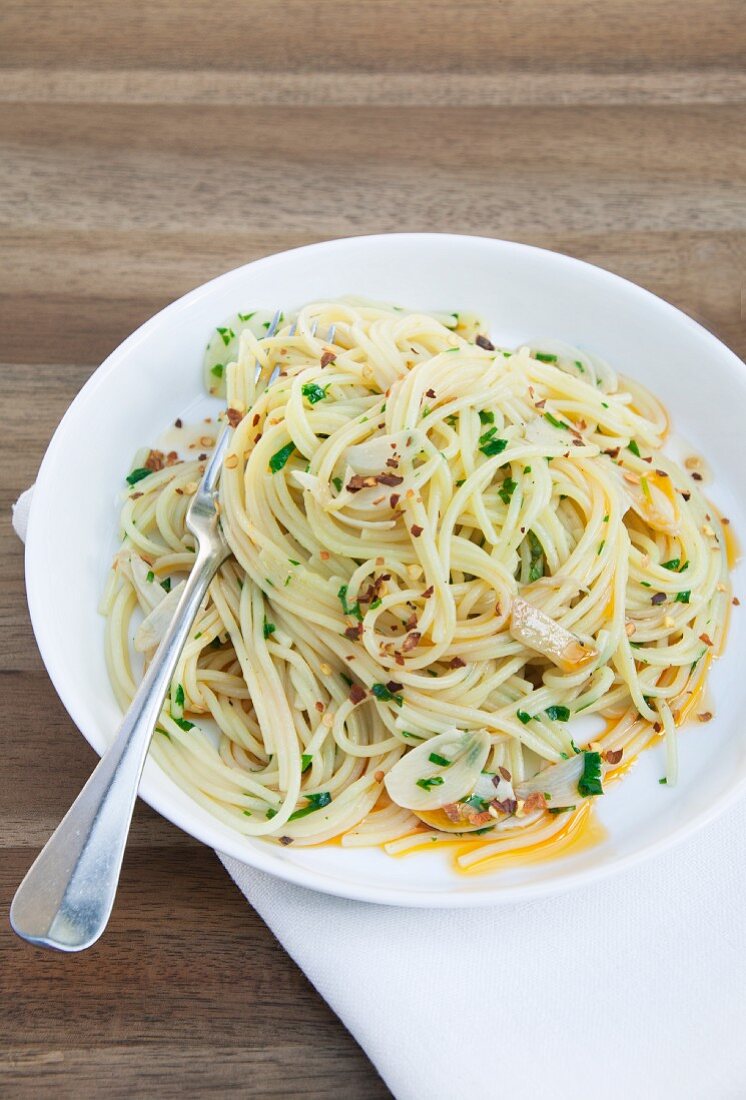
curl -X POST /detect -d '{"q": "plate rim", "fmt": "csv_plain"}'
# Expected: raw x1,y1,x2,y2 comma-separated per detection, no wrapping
23,231,746,907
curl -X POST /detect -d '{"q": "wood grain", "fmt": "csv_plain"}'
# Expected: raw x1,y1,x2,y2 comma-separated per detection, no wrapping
1,2,744,1096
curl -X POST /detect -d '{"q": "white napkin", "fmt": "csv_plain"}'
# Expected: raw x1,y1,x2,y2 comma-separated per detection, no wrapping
13,489,746,1099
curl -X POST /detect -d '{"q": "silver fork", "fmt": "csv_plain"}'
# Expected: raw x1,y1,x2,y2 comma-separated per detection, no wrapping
10,311,300,952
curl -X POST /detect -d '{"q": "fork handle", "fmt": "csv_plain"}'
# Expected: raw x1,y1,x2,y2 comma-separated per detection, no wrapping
10,541,228,952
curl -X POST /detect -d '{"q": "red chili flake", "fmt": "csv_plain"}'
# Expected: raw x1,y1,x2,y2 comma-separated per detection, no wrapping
491,797,517,815
144,449,165,471
467,810,493,826
386,680,403,692
692,472,703,481
498,766,512,782
603,748,624,765
344,623,363,641
410,525,424,538
699,632,714,647
385,457,399,468
651,592,667,605
390,493,401,508
252,413,261,426
198,453,207,461
374,770,385,783
320,350,337,367
279,836,294,846
722,516,731,525
314,701,324,713
475,335,495,351
681,490,691,501
643,456,653,464
175,488,184,496
349,683,366,704
253,433,262,444
131,491,143,500
522,791,547,814
378,473,404,487
226,408,242,428
175,418,183,428
734,597,741,606
347,475,378,492
425,388,437,399
443,803,462,823
655,469,668,478
402,631,421,652
534,399,546,409
605,447,620,459
447,656,466,669
571,439,584,447
404,615,417,633
395,653,405,666
653,722,662,733
697,711,713,723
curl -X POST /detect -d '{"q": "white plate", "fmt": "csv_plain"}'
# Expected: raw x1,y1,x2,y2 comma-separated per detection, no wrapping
25,234,746,906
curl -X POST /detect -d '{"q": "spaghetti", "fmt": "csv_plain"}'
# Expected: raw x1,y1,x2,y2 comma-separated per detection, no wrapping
102,300,730,868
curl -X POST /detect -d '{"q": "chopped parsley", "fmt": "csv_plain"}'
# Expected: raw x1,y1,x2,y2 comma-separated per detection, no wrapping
269,442,295,473
627,440,641,457
658,777,667,785
416,776,444,791
548,805,577,814
338,584,363,621
578,751,604,797
574,360,584,373
675,590,691,604
160,577,171,592
172,716,195,732
263,618,276,639
597,540,605,555
301,753,312,772
544,412,568,430
302,382,328,404
371,683,403,706
237,311,255,322
332,476,343,492
216,326,235,346
211,363,224,379
288,791,332,821
479,437,508,457
498,477,517,506
517,710,532,724
265,807,278,820
479,410,495,425
661,558,680,571
528,531,544,583
545,705,570,722
535,352,557,363
146,570,155,583
428,752,451,767
126,467,152,486
174,684,185,708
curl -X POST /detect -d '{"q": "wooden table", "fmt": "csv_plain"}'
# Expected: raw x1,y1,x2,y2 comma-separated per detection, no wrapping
1,2,744,1095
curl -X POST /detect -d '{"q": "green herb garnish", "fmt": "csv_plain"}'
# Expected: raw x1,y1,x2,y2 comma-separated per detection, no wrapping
301,754,312,772
160,577,171,592
263,619,276,639
338,584,363,621
627,440,641,457
126,467,152,486
269,442,295,473
211,363,224,379
371,683,403,706
578,751,604,797
302,382,328,404
545,705,570,722
146,570,155,583
675,590,691,604
416,776,444,791
544,412,568,430
332,476,343,492
480,438,508,457
216,326,235,346
172,717,195,732
535,352,557,363
517,710,532,724
288,791,332,820
479,410,495,425
498,477,517,506
661,558,680,571
428,753,451,767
